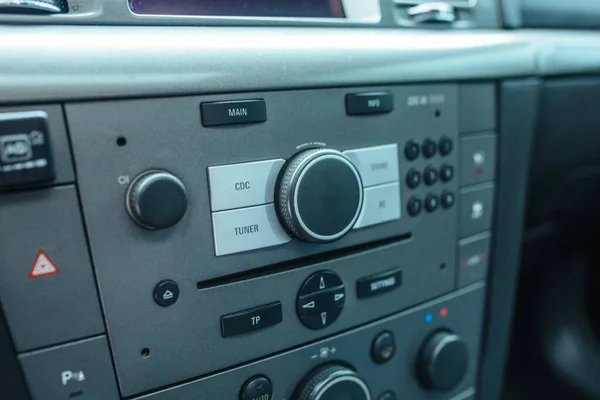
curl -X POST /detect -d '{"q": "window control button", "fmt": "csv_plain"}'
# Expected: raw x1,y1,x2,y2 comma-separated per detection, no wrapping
221,302,282,338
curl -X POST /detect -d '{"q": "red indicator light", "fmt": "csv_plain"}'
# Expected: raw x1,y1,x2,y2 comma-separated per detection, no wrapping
440,307,448,318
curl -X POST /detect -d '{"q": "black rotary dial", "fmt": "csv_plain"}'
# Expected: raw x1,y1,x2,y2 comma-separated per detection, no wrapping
276,148,363,243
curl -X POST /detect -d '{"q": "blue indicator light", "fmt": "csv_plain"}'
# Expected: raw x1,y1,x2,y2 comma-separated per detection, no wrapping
425,313,433,323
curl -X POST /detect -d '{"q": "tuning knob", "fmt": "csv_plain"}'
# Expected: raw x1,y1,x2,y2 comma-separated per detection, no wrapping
295,365,371,400
417,330,469,391
126,170,188,230
276,148,363,243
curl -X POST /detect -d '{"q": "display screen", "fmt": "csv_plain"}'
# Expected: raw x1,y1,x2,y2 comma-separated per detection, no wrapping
129,0,346,18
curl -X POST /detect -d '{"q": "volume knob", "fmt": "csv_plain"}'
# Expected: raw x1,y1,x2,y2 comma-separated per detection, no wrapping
295,365,371,400
126,170,188,230
417,330,469,391
276,148,363,243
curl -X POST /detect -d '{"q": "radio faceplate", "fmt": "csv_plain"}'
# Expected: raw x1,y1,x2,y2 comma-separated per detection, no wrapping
59,83,496,396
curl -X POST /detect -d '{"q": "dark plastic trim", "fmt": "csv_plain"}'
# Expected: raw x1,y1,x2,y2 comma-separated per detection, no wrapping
478,78,540,400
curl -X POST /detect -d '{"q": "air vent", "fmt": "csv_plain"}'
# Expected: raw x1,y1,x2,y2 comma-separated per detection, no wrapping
392,0,477,28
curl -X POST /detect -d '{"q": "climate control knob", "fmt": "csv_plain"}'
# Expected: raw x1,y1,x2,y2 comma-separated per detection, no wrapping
276,148,363,243
417,330,468,391
126,170,188,230
295,365,371,400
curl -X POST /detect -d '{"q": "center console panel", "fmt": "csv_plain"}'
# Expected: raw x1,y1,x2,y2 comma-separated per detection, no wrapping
0,82,496,399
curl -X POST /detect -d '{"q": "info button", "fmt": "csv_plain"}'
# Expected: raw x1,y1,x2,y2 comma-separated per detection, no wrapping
212,204,291,256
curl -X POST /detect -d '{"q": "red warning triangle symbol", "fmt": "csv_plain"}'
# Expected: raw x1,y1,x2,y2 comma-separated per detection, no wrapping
29,251,60,278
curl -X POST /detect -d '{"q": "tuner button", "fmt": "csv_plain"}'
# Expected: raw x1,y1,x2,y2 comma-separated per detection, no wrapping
276,149,363,243
295,365,371,400
126,170,188,230
417,331,468,391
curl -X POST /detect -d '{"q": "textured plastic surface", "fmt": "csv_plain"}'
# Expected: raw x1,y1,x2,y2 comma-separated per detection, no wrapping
65,84,468,396
0,186,104,352
19,336,119,400
478,79,539,400
522,0,600,29
134,283,485,400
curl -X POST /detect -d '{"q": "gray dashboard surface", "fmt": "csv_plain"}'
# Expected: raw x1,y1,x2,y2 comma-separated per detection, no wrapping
522,0,600,29
2,27,600,104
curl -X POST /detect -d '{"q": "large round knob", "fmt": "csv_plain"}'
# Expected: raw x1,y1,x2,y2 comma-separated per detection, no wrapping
295,365,371,400
276,148,363,243
417,330,469,391
126,170,188,230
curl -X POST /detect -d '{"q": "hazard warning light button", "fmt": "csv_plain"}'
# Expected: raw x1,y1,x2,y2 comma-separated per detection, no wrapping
153,280,179,307
0,186,104,352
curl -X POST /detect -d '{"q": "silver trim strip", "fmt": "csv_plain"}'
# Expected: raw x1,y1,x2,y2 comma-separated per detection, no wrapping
1,27,600,103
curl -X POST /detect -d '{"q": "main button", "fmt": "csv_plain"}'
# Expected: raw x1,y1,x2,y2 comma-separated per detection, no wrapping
357,268,402,299
221,302,282,338
346,91,394,115
201,99,267,127
343,144,399,187
212,204,291,256
208,159,285,211
354,182,401,229
19,336,119,400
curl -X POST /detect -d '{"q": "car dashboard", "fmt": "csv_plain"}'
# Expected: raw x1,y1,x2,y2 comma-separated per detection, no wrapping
1,1,600,400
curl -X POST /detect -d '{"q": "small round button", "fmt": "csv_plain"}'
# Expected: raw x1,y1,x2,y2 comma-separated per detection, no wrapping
404,140,420,161
425,194,439,212
407,197,423,217
372,331,396,364
441,191,455,209
406,169,421,189
440,164,454,183
126,170,188,230
422,139,437,159
378,392,397,400
153,280,179,307
439,137,453,156
240,376,273,400
423,166,438,186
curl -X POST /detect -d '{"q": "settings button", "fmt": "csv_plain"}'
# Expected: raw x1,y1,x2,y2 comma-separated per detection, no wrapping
297,271,345,330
